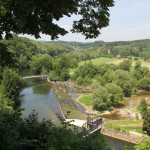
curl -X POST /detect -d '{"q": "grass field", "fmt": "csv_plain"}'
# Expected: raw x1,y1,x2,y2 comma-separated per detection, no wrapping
69,57,118,73
104,120,143,134
69,57,150,74
78,57,118,66
109,59,150,69
78,95,92,106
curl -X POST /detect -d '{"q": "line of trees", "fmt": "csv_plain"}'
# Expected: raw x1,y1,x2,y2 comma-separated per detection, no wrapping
72,60,150,111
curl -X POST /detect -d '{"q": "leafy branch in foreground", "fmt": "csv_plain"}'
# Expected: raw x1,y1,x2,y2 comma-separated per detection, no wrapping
0,0,114,40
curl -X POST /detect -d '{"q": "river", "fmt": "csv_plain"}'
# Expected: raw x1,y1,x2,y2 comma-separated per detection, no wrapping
17,78,135,150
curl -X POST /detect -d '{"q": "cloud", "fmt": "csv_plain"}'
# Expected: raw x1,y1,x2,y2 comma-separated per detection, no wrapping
60,25,71,30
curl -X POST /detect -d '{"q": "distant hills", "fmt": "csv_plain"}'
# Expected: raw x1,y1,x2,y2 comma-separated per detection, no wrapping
39,39,150,50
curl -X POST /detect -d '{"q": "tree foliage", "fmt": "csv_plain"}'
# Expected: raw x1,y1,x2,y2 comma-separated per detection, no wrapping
112,70,133,97
0,110,109,150
119,60,132,71
30,54,53,74
105,83,124,106
92,85,111,110
0,67,24,100
0,0,114,40
135,136,150,150
138,99,149,119
143,114,150,136
138,77,150,91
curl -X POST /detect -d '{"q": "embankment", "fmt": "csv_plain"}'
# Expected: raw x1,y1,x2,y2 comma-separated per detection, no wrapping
101,126,144,144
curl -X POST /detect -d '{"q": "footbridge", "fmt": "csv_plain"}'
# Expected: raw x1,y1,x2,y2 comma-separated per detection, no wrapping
23,75,48,80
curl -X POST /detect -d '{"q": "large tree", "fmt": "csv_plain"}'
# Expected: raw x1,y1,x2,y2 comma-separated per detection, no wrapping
119,60,132,71
0,0,114,40
92,85,111,110
112,69,133,97
0,67,23,100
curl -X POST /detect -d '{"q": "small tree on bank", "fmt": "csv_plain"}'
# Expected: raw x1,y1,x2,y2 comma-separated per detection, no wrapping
139,99,149,120
143,114,150,136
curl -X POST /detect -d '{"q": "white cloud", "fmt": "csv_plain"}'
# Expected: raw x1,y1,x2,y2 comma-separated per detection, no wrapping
60,25,71,30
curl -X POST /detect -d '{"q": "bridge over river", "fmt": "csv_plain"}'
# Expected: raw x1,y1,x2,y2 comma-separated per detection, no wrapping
23,75,48,80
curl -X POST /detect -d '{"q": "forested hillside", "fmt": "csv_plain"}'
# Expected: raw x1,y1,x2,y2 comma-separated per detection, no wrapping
0,35,76,79
48,39,150,60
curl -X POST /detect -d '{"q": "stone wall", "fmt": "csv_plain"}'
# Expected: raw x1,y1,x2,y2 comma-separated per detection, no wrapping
101,127,143,144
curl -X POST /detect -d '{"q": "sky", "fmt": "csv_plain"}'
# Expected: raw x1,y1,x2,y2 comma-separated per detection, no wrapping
21,0,150,42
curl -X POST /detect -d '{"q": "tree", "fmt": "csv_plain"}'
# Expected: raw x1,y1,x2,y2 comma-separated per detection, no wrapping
0,0,114,40
138,99,148,119
30,54,53,74
105,83,124,106
0,67,24,100
135,61,141,70
143,114,150,136
60,68,69,81
0,43,16,68
112,70,133,97
138,77,150,91
119,60,132,71
133,66,149,80
76,76,83,85
83,76,92,86
92,85,111,110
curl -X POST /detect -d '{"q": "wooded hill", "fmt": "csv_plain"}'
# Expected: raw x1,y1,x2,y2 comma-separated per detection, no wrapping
47,39,150,60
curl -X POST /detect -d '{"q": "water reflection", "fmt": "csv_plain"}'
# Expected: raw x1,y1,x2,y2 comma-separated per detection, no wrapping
33,84,51,95
104,135,135,150
17,79,62,124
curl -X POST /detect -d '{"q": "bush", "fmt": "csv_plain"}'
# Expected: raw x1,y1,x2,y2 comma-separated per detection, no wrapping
76,76,83,85
134,57,138,60
138,77,150,91
48,72,60,81
83,77,92,86
143,114,150,135
138,99,149,119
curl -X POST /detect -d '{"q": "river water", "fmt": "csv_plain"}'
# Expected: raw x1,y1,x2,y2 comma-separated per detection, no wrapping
17,79,62,124
17,78,135,150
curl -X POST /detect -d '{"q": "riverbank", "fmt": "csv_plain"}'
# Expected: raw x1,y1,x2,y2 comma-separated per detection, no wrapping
76,91,150,120
101,126,145,144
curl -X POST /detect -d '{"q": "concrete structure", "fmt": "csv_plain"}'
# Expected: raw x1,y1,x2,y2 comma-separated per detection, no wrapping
66,117,102,134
